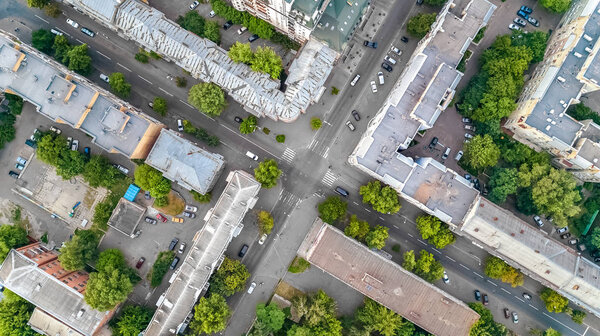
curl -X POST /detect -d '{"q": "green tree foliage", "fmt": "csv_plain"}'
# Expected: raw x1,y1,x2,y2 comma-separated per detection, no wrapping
544,328,562,336
462,134,500,171
354,298,411,336
228,42,254,64
32,29,55,54
293,290,339,334
111,305,153,336
402,250,416,271
58,229,99,271
468,303,507,336
254,159,282,188
191,190,212,203
66,44,92,75
35,133,86,179
359,181,401,214
188,83,226,117
27,0,49,8
414,250,444,282
567,103,600,125
56,150,86,179
0,94,22,149
251,46,282,79
344,215,370,241
407,13,437,38
516,187,537,215
318,196,347,224
134,164,171,198
257,210,274,234
311,117,322,130
589,227,600,250
484,256,524,287
540,0,572,13
204,21,221,44
424,0,446,5
288,256,310,273
570,310,586,324
511,31,549,63
149,251,175,287
177,11,205,36
181,120,220,146
488,168,519,204
190,294,231,334
108,72,131,98
255,303,285,333
52,35,72,64
415,215,456,249
518,163,581,227
152,97,168,116
240,115,258,134
83,155,121,188
365,225,389,250
0,225,28,263
85,264,133,311
5,93,23,116
44,2,61,18
209,257,250,297
175,76,187,87
134,52,149,63
0,290,39,336
540,288,569,313
276,134,286,143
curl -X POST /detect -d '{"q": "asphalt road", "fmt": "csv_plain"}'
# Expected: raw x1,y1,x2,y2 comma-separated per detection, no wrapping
2,0,600,335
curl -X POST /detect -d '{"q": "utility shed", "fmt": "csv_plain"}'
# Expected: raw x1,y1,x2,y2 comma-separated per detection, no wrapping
298,218,480,336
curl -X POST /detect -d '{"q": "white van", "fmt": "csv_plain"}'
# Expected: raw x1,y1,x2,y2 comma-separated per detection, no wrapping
350,74,361,86
246,151,258,160
441,147,451,160
177,119,184,131
237,26,248,35
377,72,384,85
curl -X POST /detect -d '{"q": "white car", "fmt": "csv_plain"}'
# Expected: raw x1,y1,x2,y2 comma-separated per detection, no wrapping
209,10,216,17
370,81,377,93
258,234,267,245
71,139,79,151
377,71,384,85
455,150,463,161
50,126,61,135
247,282,257,294
464,133,473,139
390,45,402,56
189,1,199,9
384,55,397,65
442,271,449,284
178,242,186,254
66,18,79,29
185,205,198,212
177,119,184,132
350,74,361,86
99,74,110,83
508,23,521,31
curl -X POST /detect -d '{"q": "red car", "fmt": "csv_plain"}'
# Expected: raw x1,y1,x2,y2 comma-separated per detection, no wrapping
156,213,167,222
135,257,145,269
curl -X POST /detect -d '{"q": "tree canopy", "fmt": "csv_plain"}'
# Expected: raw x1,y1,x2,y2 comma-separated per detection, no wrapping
0,225,28,264
468,303,507,336
240,115,258,134
403,250,444,282
134,164,171,198
111,305,153,336
539,0,572,13
354,298,411,336
66,44,92,75
359,181,400,214
462,134,500,171
310,117,322,130
58,229,99,271
257,210,274,234
484,256,524,287
83,155,121,188
251,46,283,79
407,13,437,38
85,264,133,311
152,97,168,116
0,290,39,336
188,83,227,117
108,73,131,98
365,225,389,250
27,0,48,8
540,288,569,313
209,257,250,297
318,196,347,223
567,103,600,125
415,215,455,249
488,168,519,204
511,31,549,63
254,159,282,188
32,29,55,54
344,215,370,241
190,294,231,334
36,133,87,180
255,303,285,333
229,42,254,64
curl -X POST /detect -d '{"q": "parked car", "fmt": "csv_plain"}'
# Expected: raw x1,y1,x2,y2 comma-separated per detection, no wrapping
522,292,532,300
223,20,233,30
513,18,527,27
246,151,258,160
50,29,63,36
135,257,145,269
71,139,79,151
528,16,540,27
508,23,521,31
247,282,256,294
258,234,267,245
533,215,544,227
185,205,198,212
335,186,349,197
512,312,519,324
561,233,571,239
145,190,151,200
482,294,489,305
177,119,184,131
416,0,424,5
464,174,472,181
183,211,196,218
25,139,37,148
16,156,27,165
455,150,463,161
384,55,397,65
381,62,393,72
248,34,259,42
504,308,510,319
517,10,529,20
81,27,95,37
568,238,578,245
178,242,186,254
237,26,248,34
113,164,129,175
50,126,61,134
239,244,249,258
234,116,243,123
390,45,402,55
144,217,157,225
474,290,481,301
557,226,568,234
520,5,533,14
157,213,168,223
594,257,600,263
401,36,409,43
464,133,473,139
64,136,71,147
352,110,361,121
100,73,110,83
30,128,40,141
8,171,19,179
189,1,199,9
346,120,356,131
462,117,472,123
15,163,24,170
442,271,449,284
66,18,79,28
370,81,377,93
209,10,216,17
350,74,361,86
363,40,378,48
168,238,179,250
428,137,438,149
464,125,476,131
441,147,451,160
377,71,384,85
170,256,180,269
172,217,184,223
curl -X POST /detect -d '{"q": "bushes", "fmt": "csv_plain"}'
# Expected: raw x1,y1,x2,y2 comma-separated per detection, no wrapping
288,256,310,273
473,27,486,43
188,83,227,117
0,93,23,149
228,43,282,79
276,134,285,143
152,97,168,116
407,13,437,38
310,117,322,130
484,256,524,287
191,190,212,203
182,120,220,146
567,103,600,125
175,76,188,88
149,251,175,287
134,51,150,63
177,11,221,44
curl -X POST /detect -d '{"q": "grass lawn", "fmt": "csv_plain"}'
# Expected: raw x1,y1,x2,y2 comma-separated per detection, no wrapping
154,191,185,216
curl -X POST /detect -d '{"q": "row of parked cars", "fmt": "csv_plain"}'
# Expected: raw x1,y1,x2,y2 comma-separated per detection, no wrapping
509,5,540,31
474,289,528,324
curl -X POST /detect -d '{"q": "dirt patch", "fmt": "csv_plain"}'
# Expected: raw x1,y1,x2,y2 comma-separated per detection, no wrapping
154,191,185,216
274,280,304,301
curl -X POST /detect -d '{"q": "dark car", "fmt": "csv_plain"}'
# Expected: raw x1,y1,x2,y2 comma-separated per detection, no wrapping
170,256,180,270
234,116,243,123
144,216,157,225
335,186,349,197
239,244,249,258
520,5,533,14
595,257,600,263
145,190,151,200
248,34,259,42
84,147,90,159
223,20,233,30
504,308,510,319
80,27,95,37
352,110,361,121
517,10,529,20
401,36,409,43
168,238,179,251
363,41,378,48
473,179,481,191
428,137,438,149
8,171,19,179
416,0,423,4
183,211,196,218
25,139,37,148
482,294,489,305
474,290,481,301
381,62,393,72
135,257,145,269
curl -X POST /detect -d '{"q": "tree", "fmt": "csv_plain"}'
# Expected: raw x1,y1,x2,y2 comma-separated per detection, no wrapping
58,230,99,271
318,196,347,224
540,0,571,13
365,225,389,249
108,72,131,98
407,13,437,38
83,155,120,188
0,290,38,336
402,250,416,272
544,328,562,336
570,310,586,324
255,303,285,332
302,290,337,327
36,134,66,166
52,35,71,64
251,46,282,79
254,159,282,188
27,0,49,8
188,83,226,117
488,168,519,204
355,298,406,336
468,303,507,336
85,264,133,311
151,97,168,116
257,211,274,234
540,288,568,313
567,103,600,125
204,21,221,44
32,29,55,54
484,256,523,287
415,215,455,249
0,225,28,263
190,294,230,334
56,150,86,179
66,44,92,75
511,31,549,63
462,134,500,171
134,164,171,198
240,116,258,134
44,2,61,17
177,10,205,36
191,190,212,203
344,215,370,241
228,42,254,64
149,251,175,287
414,250,444,282
112,305,153,336
359,181,401,214
311,117,322,130
424,0,446,5
209,257,250,297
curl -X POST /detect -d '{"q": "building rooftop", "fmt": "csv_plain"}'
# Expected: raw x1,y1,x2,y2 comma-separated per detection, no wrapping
0,34,163,158
0,248,110,336
107,198,145,237
69,0,122,22
462,197,600,317
298,218,480,336
312,0,370,51
145,129,225,194
29,307,85,336
145,170,261,336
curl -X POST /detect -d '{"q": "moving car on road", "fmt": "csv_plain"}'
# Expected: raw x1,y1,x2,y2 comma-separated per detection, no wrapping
246,151,258,161
363,41,378,48
100,74,110,83
522,292,531,300
442,271,449,284
352,110,361,121
81,27,95,37
258,234,267,245
335,186,349,197
350,74,361,86
234,116,243,123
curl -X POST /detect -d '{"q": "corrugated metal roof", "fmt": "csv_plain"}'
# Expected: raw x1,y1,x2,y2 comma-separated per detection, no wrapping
123,184,140,201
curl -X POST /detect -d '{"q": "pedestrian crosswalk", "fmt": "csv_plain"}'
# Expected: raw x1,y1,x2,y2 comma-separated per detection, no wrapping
281,148,295,163
280,190,300,207
321,170,337,187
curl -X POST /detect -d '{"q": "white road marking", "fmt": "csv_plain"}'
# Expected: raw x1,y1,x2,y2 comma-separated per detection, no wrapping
76,38,84,44
529,304,538,311
353,201,359,205
515,296,525,303
543,312,582,335
322,147,330,159
96,50,111,60
500,288,510,294
282,148,295,163
179,99,194,109
460,264,469,270
219,124,278,158
486,279,497,287
407,233,414,237
35,15,49,24
365,208,371,213
473,272,484,279
309,138,317,149
159,87,174,97
392,225,399,229
445,256,456,262
378,216,385,221
583,325,590,336
321,170,337,187
117,63,132,72
138,75,152,85
432,248,441,254
417,239,427,246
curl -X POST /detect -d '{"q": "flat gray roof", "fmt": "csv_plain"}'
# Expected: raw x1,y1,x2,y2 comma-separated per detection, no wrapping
145,170,261,336
312,0,370,51
298,218,480,336
107,198,145,236
145,129,225,195
67,0,121,22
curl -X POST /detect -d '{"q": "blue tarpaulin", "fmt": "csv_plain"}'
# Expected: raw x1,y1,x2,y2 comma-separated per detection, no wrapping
124,184,140,202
